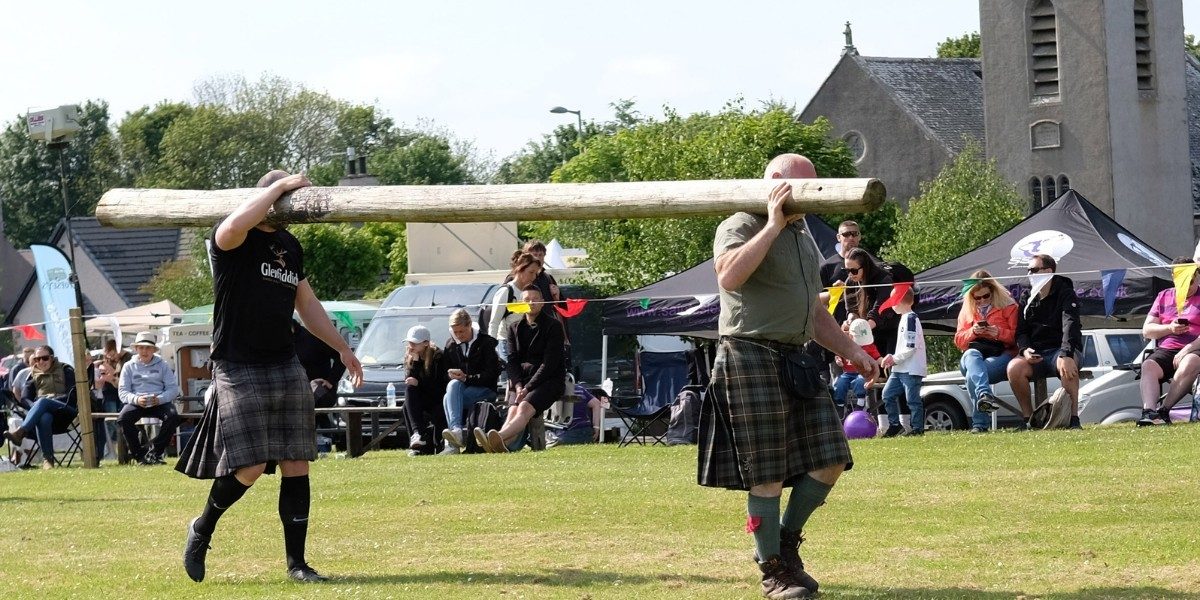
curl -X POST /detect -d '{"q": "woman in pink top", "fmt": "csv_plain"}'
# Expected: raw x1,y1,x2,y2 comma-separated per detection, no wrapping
1137,260,1200,426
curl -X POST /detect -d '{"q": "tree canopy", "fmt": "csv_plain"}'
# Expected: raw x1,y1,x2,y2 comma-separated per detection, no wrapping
936,32,982,58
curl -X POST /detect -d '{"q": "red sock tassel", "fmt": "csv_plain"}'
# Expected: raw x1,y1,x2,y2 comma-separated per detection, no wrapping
745,515,762,533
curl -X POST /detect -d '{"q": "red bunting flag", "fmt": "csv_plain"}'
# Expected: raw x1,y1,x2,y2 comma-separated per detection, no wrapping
878,282,913,314
16,324,45,340
554,298,588,319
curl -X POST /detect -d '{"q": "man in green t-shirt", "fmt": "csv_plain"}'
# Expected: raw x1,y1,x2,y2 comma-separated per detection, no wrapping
699,154,878,600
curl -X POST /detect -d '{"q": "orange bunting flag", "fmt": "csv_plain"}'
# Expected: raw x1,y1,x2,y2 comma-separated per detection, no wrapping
16,324,45,340
554,298,588,318
506,302,531,314
878,282,912,313
826,284,845,314
1173,263,1199,314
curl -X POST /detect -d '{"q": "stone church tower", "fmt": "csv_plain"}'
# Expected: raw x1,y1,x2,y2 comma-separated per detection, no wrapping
979,0,1192,256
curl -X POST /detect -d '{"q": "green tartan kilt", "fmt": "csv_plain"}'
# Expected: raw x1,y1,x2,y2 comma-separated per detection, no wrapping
697,337,852,490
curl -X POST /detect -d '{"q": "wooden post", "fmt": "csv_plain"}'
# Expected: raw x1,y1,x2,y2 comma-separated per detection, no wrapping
70,307,98,468
94,178,886,228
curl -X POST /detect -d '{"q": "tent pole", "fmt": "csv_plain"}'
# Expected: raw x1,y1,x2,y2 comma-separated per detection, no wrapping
599,335,608,444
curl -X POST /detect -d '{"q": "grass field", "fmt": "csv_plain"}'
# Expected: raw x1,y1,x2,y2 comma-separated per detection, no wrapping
4,424,1200,599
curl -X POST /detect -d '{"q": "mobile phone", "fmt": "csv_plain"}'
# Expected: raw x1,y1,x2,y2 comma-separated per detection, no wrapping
978,319,989,326
1176,318,1189,326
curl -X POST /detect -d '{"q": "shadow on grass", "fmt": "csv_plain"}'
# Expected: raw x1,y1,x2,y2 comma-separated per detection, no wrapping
327,567,728,587
833,586,1195,599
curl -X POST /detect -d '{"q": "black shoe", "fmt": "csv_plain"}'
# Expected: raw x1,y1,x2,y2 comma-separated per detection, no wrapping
1137,408,1167,427
288,564,329,583
969,426,987,434
136,453,157,466
758,555,809,599
1159,408,1173,426
183,517,211,583
976,392,1001,413
779,528,819,594
1015,421,1030,431
1067,416,1082,430
882,424,904,438
904,429,925,436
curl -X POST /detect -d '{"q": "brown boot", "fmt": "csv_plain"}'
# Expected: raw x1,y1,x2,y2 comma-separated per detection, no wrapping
757,555,809,599
780,528,819,594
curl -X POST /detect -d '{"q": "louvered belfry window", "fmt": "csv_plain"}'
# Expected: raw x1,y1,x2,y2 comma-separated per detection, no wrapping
1030,0,1059,97
1134,0,1153,90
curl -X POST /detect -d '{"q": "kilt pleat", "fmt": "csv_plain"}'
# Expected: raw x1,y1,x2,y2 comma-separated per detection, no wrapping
697,337,851,490
175,358,315,480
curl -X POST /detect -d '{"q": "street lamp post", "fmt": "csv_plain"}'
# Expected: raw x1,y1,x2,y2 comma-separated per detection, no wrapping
549,106,584,145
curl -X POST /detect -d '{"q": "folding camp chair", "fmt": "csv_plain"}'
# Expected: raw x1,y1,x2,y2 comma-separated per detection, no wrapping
8,400,83,467
609,394,672,447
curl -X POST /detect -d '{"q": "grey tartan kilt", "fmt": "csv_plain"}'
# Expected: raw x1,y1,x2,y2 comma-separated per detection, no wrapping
175,357,315,480
697,337,852,490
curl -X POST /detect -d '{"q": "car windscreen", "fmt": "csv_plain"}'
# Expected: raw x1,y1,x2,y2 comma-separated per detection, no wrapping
356,313,455,367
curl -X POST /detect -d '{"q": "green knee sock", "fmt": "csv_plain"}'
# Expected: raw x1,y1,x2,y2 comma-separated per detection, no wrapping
747,493,781,561
781,474,833,533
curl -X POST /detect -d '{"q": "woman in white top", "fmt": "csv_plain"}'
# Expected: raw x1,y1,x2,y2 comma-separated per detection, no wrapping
488,252,542,362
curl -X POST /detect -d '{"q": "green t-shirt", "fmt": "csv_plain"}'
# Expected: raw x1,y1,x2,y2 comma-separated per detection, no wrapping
713,213,821,346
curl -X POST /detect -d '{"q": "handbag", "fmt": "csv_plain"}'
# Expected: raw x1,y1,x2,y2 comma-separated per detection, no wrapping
968,337,1005,358
782,349,825,398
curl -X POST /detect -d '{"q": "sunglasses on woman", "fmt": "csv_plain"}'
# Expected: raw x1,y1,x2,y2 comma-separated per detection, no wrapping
846,267,862,275
973,291,992,301
33,356,50,362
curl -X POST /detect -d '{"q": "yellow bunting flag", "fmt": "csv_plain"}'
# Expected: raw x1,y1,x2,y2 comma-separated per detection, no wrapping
506,302,531,314
1173,263,1199,314
826,284,845,314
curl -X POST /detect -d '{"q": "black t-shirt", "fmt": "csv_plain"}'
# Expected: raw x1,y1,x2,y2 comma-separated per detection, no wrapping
210,225,306,363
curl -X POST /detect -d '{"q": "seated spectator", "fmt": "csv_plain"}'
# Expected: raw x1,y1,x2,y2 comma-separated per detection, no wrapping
880,288,927,436
440,309,501,454
954,270,1018,433
832,318,880,413
2,345,78,469
1137,258,1200,426
93,358,122,460
547,385,604,447
477,286,566,453
117,332,182,465
489,252,542,362
9,348,36,410
1006,254,1083,430
401,325,447,455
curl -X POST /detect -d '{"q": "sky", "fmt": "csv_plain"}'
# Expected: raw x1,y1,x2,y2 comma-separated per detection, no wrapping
2,1,1198,162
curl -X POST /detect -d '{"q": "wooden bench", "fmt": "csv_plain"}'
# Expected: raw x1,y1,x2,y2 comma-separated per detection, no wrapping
924,371,1092,429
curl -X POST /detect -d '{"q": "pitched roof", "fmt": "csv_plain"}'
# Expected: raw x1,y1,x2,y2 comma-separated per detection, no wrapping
67,217,180,306
855,56,986,154
1185,53,1200,212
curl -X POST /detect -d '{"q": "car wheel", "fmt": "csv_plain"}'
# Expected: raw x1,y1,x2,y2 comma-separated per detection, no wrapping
923,396,968,431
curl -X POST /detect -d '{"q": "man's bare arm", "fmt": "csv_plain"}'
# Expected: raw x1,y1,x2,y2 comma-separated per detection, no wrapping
214,173,311,251
715,182,801,291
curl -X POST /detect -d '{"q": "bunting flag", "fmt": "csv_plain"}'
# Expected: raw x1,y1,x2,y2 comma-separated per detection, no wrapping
826,284,845,314
553,298,588,318
506,302,531,314
1100,269,1126,318
1174,263,1199,314
878,282,912,313
959,279,981,298
16,324,45,340
638,298,650,309
332,311,356,332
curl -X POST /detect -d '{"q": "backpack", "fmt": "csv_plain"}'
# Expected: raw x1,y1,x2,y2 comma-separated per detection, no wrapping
464,400,503,454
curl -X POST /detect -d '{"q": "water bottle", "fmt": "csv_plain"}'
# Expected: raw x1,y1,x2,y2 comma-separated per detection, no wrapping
385,382,396,407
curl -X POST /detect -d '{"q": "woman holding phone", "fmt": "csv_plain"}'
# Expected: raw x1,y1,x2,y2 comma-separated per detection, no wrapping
953,270,1018,433
1136,258,1200,426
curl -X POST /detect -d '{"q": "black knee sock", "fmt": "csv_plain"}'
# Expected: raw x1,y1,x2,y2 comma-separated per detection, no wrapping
195,474,251,536
279,475,311,570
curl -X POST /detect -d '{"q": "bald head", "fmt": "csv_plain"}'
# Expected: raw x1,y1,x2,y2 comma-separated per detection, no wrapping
763,154,817,179
256,169,291,188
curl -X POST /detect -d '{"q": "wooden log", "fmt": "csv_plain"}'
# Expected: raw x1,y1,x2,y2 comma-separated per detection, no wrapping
94,178,885,228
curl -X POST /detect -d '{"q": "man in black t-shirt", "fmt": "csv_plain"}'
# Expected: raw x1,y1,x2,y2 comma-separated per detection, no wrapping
177,170,363,585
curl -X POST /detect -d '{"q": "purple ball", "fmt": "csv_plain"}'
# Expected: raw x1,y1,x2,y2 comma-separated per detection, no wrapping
843,410,877,439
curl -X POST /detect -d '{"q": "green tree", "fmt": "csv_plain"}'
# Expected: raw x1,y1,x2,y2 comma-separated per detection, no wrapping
0,100,125,247
1187,33,1200,61
533,103,859,295
821,200,902,257
370,134,471,185
359,222,408,298
882,140,1024,272
936,32,982,58
290,224,388,299
140,229,213,309
116,102,195,186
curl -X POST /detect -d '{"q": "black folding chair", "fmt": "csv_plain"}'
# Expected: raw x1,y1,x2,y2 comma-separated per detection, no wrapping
8,400,83,467
609,394,672,447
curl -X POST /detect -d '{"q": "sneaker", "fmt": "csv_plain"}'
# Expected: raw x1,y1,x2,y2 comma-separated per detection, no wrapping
438,445,460,455
1015,421,1030,432
486,430,509,454
779,528,819,594
406,449,421,457
1160,408,1174,425
758,555,810,599
136,453,157,466
882,424,904,438
976,392,1001,413
287,563,329,583
441,428,465,449
1137,408,1167,427
1067,416,1083,430
904,429,925,436
183,517,211,583
409,432,426,449
473,427,492,452
969,426,987,434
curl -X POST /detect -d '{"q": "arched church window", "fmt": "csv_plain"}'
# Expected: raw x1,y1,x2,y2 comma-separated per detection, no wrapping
1029,0,1060,98
1043,176,1057,202
1030,177,1043,211
1134,0,1153,90
1057,174,1070,196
